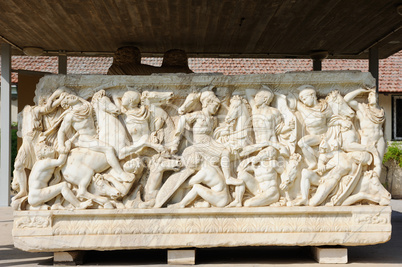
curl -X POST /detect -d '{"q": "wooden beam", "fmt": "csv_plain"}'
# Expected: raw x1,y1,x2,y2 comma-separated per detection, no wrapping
311,51,328,71
313,59,322,71
58,55,67,74
1,43,12,207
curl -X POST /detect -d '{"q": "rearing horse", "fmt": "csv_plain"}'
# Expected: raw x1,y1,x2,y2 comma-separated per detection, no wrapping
92,90,129,154
215,95,252,150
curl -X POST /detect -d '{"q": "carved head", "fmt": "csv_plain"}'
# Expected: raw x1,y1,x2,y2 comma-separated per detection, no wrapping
123,158,145,175
61,94,79,109
368,89,377,105
182,147,203,169
92,89,106,103
122,91,141,109
257,146,278,161
200,91,220,115
255,86,274,107
298,85,317,107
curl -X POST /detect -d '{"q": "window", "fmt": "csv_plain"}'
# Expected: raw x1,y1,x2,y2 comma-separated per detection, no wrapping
393,95,402,140
11,84,18,100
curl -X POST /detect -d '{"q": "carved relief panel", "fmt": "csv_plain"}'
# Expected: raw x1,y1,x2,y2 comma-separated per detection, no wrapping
11,72,390,211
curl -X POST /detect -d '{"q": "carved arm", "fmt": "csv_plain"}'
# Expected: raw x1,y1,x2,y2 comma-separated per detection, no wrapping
344,88,370,110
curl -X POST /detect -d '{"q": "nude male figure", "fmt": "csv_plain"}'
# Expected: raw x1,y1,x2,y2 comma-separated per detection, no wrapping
293,85,332,169
296,146,372,206
172,90,242,186
118,90,164,159
229,146,283,207
12,88,66,201
242,87,293,157
344,88,385,176
57,94,133,182
169,154,231,208
27,141,92,209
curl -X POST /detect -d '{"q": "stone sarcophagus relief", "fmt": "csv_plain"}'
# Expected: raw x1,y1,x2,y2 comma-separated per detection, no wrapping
12,72,391,252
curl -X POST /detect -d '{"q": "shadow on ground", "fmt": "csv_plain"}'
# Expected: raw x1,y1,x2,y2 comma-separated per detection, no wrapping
347,210,402,264
0,245,52,267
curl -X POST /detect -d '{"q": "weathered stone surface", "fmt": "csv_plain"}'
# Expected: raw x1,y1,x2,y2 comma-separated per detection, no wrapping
53,251,84,265
11,72,391,252
312,247,348,264
168,250,196,265
382,161,402,199
13,206,391,252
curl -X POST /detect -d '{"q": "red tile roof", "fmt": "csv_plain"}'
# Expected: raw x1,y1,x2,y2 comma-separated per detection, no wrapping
3,50,402,92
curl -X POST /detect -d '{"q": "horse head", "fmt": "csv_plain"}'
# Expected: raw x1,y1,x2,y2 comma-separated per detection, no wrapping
178,92,201,115
149,154,183,172
92,91,120,116
142,91,173,107
92,174,121,200
224,95,252,148
326,90,355,118
225,95,244,126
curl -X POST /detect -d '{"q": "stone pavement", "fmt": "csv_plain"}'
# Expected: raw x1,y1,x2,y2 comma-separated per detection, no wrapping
1,200,401,266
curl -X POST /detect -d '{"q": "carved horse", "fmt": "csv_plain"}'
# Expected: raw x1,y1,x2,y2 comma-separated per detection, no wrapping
141,90,175,146
215,95,252,150
92,90,128,154
58,149,145,207
325,90,355,118
177,92,202,115
321,91,361,153
58,148,132,208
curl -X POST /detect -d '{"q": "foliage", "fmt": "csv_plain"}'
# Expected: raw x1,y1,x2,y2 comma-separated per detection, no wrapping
383,142,402,167
11,123,18,174
0,122,18,174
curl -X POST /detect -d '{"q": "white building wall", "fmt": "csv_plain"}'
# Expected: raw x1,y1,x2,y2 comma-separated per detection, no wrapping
0,100,18,124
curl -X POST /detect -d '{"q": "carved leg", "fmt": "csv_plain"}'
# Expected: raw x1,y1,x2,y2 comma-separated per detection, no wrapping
11,167,28,201
244,189,279,207
77,186,113,209
227,184,245,207
59,183,92,209
294,169,319,206
221,151,242,185
298,135,321,170
309,178,338,206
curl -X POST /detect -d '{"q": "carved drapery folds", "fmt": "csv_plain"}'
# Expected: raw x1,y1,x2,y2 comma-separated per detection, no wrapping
11,73,390,211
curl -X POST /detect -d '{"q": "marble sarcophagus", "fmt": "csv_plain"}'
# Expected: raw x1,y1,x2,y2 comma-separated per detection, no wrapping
12,72,391,252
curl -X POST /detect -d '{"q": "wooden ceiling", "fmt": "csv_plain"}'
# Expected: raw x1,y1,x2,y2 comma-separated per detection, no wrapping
0,0,401,59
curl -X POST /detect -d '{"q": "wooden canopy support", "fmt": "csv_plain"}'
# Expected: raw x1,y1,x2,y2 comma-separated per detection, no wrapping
311,51,329,71
369,47,379,91
58,54,67,75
